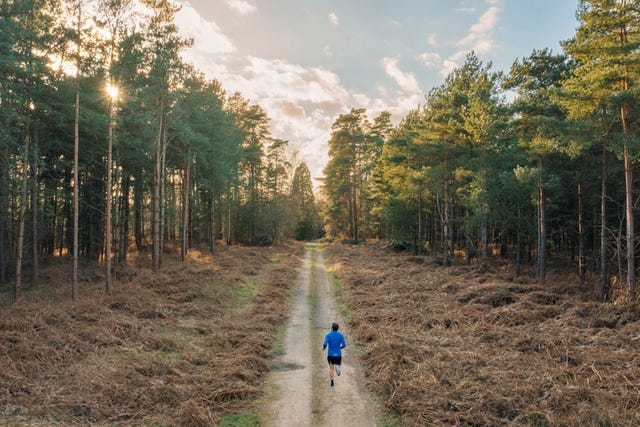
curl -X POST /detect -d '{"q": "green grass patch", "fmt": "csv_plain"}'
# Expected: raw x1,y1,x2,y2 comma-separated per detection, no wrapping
379,416,403,427
325,263,351,322
217,411,260,427
271,323,287,356
230,281,258,301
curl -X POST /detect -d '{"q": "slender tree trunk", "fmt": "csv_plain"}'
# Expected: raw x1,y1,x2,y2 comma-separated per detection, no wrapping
480,149,488,271
72,2,81,300
620,13,635,301
15,129,30,303
134,174,143,251
578,179,585,284
417,187,423,254
443,165,450,266
515,200,522,277
105,96,114,294
0,134,8,283
31,126,38,285
160,119,167,262
152,97,163,270
351,168,359,241
226,185,232,245
210,187,216,255
181,155,190,262
622,114,635,300
119,173,131,262
465,208,472,266
537,178,546,284
600,149,608,301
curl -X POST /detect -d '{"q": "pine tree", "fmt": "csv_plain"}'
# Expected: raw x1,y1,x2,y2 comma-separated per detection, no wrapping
562,0,640,299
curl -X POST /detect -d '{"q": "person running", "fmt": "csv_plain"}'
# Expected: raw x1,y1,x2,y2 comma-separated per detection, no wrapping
322,322,346,388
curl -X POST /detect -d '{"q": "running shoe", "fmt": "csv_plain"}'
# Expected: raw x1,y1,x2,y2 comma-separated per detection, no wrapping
336,366,341,376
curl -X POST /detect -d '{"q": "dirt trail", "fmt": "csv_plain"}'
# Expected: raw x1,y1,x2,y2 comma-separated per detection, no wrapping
261,245,377,427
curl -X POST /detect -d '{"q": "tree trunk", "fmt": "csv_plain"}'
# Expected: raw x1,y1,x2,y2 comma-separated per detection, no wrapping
417,188,423,254
133,174,143,252
443,170,450,266
600,148,608,301
31,125,38,285
210,187,216,255
152,96,163,270
226,185,232,245
622,114,635,300
537,180,546,284
352,174,359,241
578,179,585,284
515,200,522,277
620,15,635,301
181,155,190,262
105,96,114,294
72,2,81,300
118,173,131,262
0,134,8,283
159,117,167,262
15,130,30,303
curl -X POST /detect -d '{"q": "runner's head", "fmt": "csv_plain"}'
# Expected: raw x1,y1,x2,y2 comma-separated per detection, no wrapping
332,322,339,331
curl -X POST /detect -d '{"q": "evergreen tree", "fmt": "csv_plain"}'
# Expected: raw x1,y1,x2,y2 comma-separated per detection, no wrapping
562,0,640,299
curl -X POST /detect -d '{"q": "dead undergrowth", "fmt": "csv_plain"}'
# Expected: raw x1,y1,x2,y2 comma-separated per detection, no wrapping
0,243,303,426
325,243,640,427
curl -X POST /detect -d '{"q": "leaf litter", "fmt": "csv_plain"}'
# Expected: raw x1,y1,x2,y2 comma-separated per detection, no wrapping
324,243,640,427
0,244,303,426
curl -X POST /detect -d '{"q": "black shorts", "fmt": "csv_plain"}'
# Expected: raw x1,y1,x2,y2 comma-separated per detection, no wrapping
327,355,342,365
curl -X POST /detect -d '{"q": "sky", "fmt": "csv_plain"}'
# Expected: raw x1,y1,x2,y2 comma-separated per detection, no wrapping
173,0,579,186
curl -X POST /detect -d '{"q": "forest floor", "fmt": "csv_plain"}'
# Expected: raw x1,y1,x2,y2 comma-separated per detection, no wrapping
324,243,640,426
0,243,305,426
2,242,640,426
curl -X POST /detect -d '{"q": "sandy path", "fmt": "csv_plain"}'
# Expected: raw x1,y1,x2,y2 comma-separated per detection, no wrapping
261,245,377,427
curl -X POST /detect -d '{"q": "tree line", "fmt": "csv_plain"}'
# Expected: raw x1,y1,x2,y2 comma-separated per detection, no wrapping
322,0,640,302
0,0,321,302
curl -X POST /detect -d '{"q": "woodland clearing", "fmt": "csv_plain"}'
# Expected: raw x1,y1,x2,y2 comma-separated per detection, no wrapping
324,243,640,426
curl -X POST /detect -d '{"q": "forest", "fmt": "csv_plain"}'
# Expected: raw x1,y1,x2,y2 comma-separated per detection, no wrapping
2,0,640,425
322,1,640,303
2,0,640,304
0,0,322,303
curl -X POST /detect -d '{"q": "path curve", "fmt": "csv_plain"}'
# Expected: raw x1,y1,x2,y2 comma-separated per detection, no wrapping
261,245,377,426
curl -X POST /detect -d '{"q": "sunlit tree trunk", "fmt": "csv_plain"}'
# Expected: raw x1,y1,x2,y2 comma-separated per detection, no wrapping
105,94,114,294
72,1,82,300
15,127,30,302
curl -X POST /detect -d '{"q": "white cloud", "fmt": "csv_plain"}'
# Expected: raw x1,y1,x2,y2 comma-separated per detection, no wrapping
176,4,235,55
419,52,443,69
175,3,423,185
329,12,339,26
225,0,256,15
457,6,500,54
432,5,500,77
381,57,421,94
427,33,438,46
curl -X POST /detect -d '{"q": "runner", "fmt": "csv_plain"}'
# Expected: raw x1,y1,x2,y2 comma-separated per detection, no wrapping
322,322,346,388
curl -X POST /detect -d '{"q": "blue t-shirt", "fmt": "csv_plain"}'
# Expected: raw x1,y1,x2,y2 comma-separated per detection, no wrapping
323,330,346,357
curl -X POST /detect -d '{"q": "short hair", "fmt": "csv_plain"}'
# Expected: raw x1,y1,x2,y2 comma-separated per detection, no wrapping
331,322,339,331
